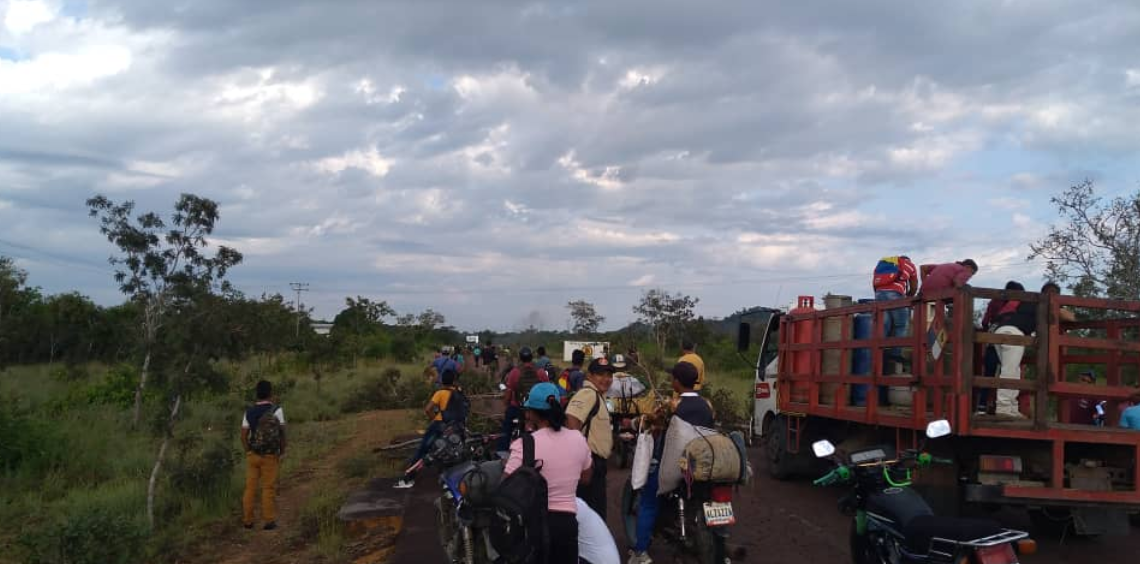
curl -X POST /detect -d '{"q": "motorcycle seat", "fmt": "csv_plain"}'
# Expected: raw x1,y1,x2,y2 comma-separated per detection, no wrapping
902,515,1004,555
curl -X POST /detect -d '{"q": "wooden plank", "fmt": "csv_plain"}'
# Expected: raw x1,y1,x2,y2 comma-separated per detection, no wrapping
1035,291,1052,430
969,288,1043,302
960,298,975,434
1057,295,1140,312
974,332,1036,347
1001,486,1140,504
1056,335,1140,354
1049,382,1138,400
971,377,1038,391
969,424,1140,445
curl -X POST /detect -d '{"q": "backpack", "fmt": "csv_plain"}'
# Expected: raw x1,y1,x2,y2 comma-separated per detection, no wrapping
441,387,470,424
873,256,909,290
579,388,603,437
248,404,284,455
516,364,541,404
488,434,549,564
556,368,584,394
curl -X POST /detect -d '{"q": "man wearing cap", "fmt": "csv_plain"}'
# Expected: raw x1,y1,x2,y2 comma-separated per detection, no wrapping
678,341,706,391
567,356,615,519
628,362,714,564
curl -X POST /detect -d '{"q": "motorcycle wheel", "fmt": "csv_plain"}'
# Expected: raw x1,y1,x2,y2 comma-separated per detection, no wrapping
620,478,642,547
692,518,726,564
435,497,460,562
848,522,880,564
766,416,794,480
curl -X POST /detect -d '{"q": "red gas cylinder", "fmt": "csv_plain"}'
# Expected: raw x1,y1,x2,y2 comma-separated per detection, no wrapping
788,296,816,404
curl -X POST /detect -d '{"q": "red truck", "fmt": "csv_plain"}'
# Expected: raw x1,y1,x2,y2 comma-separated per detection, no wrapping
738,285,1140,535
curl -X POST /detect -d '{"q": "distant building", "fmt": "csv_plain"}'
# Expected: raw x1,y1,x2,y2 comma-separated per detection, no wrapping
312,322,333,336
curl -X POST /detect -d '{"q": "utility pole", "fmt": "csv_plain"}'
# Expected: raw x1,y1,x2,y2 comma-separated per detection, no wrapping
289,282,310,338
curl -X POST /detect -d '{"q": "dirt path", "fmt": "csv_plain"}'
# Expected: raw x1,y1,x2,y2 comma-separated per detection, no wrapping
181,410,415,564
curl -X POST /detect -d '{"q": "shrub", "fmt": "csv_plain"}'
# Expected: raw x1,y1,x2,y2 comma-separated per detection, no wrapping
84,364,139,408
0,399,61,474
18,493,146,564
170,437,236,499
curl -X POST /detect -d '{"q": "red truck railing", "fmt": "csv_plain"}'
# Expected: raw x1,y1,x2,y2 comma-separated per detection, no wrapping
777,286,1140,506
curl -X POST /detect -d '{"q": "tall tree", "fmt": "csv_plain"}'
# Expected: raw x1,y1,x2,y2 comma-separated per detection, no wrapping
1029,180,1140,300
632,289,699,363
88,194,242,428
566,299,605,335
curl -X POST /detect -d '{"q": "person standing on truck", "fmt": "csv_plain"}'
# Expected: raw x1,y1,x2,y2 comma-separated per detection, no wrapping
977,281,1026,414
991,282,1076,417
567,357,615,519
1119,393,1140,430
921,259,978,292
678,340,707,390
872,255,919,372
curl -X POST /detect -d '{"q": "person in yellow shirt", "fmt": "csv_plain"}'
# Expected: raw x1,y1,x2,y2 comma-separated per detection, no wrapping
395,368,464,488
678,340,707,390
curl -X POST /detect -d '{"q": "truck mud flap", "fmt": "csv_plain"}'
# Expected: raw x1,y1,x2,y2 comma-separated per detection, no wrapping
1073,508,1129,536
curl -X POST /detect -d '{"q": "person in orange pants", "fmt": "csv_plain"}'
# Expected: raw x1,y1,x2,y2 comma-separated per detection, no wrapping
241,380,286,529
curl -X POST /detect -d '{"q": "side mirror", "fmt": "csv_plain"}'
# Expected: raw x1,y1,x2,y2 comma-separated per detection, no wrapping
812,440,836,459
737,322,751,352
926,419,952,439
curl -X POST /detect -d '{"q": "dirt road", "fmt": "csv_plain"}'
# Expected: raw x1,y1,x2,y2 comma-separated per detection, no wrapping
395,443,1140,564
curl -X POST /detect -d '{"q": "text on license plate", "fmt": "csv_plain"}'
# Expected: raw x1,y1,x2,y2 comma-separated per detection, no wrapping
703,501,735,527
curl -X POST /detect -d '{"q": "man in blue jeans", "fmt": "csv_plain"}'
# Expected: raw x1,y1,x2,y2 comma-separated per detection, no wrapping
872,255,919,372
629,362,714,564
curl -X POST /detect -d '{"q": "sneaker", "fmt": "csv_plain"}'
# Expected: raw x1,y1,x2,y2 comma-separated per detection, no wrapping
393,479,415,489
263,521,277,531
627,551,653,564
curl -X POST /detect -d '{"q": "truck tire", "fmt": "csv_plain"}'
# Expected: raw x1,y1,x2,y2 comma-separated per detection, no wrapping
766,416,795,480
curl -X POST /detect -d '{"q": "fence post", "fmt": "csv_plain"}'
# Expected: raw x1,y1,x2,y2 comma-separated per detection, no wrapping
1034,290,1052,431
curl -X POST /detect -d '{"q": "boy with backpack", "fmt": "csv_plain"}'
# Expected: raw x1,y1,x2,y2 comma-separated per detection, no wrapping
241,380,286,530
395,368,468,488
556,349,587,398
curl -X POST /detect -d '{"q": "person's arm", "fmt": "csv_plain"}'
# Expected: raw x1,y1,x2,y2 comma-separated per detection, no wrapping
1058,308,1077,323
565,391,588,430
279,426,287,456
241,427,251,453
904,260,919,296
579,448,593,485
953,268,973,287
503,440,523,475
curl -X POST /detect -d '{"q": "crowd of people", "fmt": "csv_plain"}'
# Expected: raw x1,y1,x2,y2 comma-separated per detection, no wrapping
386,340,712,564
873,255,1140,426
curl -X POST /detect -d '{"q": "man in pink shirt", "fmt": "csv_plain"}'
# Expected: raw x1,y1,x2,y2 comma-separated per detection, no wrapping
922,259,978,293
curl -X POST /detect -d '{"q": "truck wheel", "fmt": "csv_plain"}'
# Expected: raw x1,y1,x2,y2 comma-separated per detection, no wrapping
766,416,795,480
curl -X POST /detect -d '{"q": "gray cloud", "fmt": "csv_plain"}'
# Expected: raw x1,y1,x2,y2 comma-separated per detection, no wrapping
3,0,1139,328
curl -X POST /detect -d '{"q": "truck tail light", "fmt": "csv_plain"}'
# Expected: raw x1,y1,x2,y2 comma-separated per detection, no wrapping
978,455,1023,473
975,543,1018,564
755,382,771,399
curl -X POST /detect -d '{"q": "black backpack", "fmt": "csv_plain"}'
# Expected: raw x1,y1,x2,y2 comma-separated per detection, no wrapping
516,364,541,405
488,434,549,564
441,387,470,424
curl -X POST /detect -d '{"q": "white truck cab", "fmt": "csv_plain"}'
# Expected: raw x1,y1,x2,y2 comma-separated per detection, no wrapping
736,308,782,440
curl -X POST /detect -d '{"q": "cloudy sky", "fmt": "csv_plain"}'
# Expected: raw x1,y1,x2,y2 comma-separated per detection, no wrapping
2,0,1139,330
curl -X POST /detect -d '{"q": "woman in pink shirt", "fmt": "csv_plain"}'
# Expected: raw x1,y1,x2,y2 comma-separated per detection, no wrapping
505,382,593,564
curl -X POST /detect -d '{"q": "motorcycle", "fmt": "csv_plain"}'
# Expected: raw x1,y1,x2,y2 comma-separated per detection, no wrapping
811,420,1037,564
621,472,735,564
420,427,506,564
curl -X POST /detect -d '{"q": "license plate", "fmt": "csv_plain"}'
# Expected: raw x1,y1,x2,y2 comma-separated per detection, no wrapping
703,501,735,527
